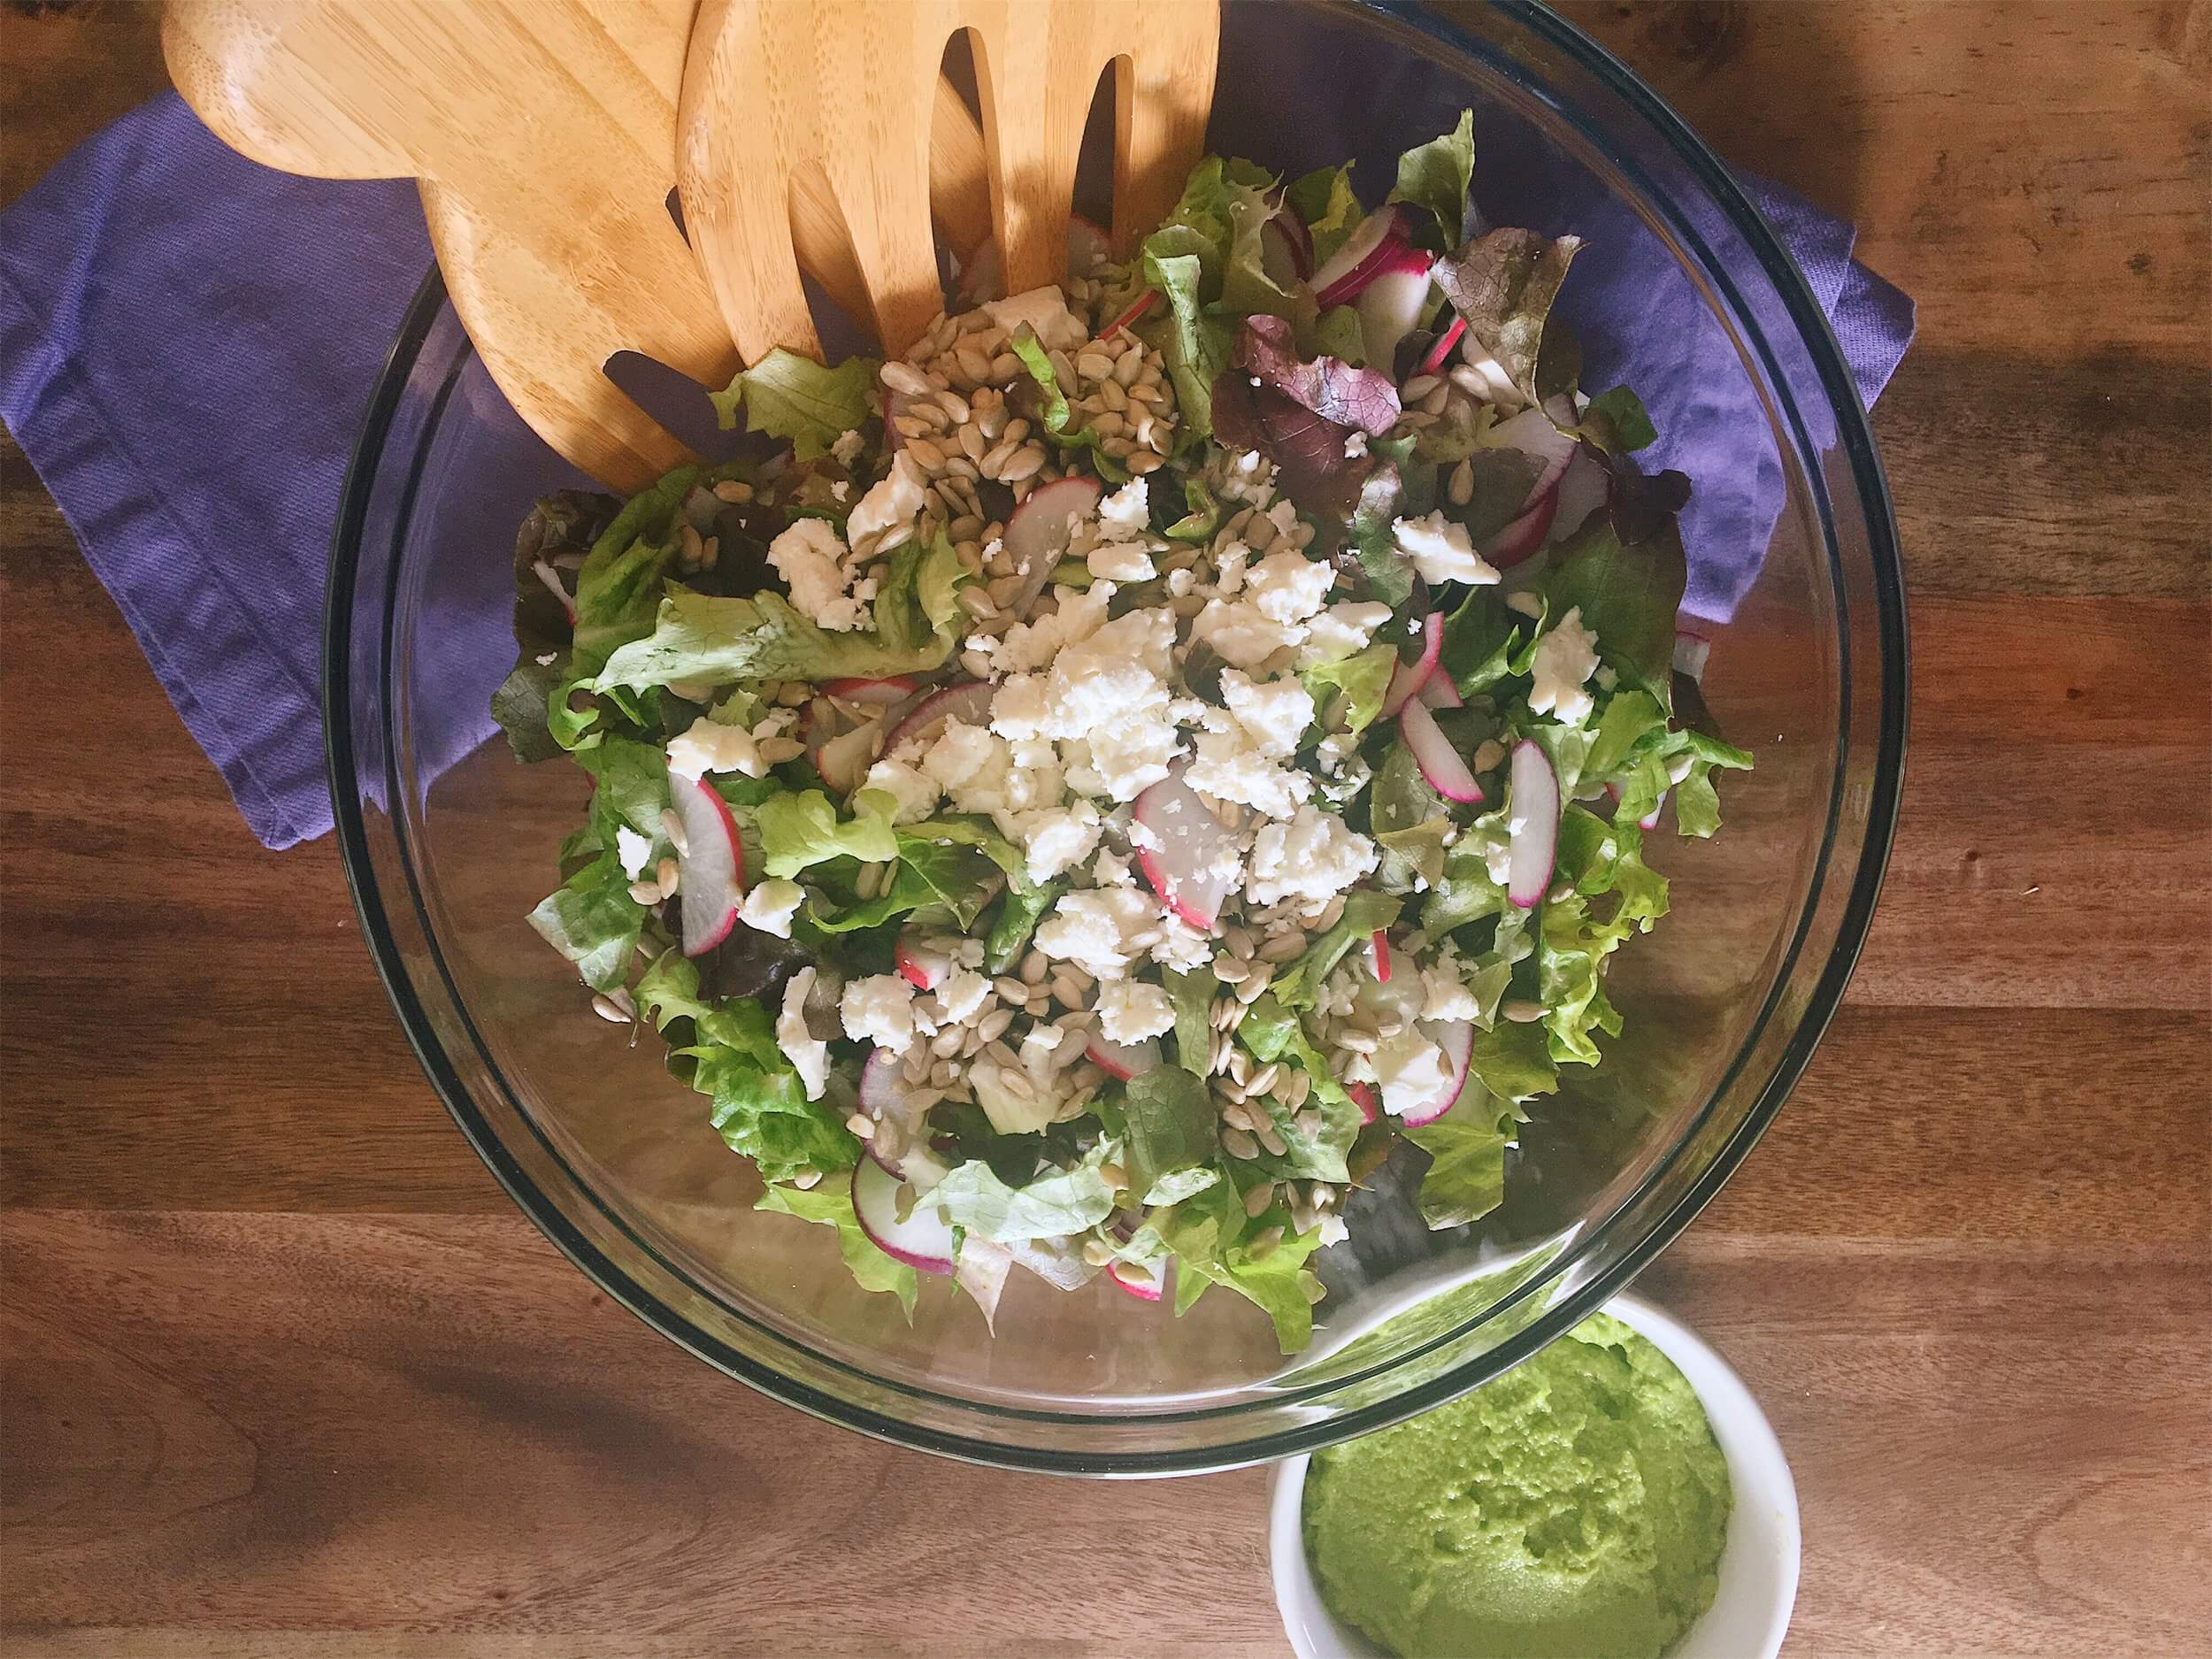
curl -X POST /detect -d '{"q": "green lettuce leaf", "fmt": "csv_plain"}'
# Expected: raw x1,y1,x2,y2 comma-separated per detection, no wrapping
634,949,715,1028
757,1181,918,1316
1233,995,1360,1184
1466,1018,1560,1103
1154,1175,1325,1353
1145,247,1233,440
492,489,618,763
1406,1087,1522,1230
526,852,647,993
1119,1069,1218,1202
1300,639,1398,736
985,879,1059,973
1306,303,1369,367
1540,501,1688,710
1164,477,1223,542
710,348,876,462
755,787,899,879
1432,228,1583,407
1287,163,1364,267
1572,386,1658,453
932,1153,1117,1243
1388,110,1476,245
1141,1165,1222,1208
682,1000,859,1182
870,529,972,654
594,580,961,694
1163,965,1217,1078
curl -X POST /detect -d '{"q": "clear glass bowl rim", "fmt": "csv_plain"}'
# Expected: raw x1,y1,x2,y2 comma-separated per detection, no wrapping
323,0,1908,1475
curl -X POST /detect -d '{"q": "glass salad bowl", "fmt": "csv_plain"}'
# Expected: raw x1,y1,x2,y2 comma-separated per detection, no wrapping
327,0,1905,1475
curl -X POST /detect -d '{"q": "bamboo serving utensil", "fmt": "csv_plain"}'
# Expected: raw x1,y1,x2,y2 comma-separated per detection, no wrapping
161,0,1217,492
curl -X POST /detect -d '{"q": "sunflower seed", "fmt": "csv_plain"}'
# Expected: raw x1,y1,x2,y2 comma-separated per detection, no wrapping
1244,1180,1278,1217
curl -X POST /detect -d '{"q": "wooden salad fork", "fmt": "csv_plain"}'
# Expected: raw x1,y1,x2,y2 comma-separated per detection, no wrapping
161,0,1218,493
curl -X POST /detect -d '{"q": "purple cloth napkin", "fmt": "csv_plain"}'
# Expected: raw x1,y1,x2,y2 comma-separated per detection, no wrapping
0,90,1909,852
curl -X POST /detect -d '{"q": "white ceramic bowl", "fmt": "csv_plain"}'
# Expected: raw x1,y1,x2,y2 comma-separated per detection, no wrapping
1269,1294,1801,1659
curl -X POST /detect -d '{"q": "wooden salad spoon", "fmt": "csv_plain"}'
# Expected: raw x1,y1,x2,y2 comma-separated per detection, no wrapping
163,0,990,490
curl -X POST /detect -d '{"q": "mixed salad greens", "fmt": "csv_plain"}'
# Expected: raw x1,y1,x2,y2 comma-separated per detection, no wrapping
496,111,1750,1353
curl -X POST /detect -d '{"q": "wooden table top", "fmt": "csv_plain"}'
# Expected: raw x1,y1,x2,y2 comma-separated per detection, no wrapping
4,4,2206,1655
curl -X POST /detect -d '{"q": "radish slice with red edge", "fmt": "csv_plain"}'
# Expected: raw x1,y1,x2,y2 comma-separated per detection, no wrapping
894,932,949,991
668,772,743,956
1312,206,1416,307
1133,768,1240,931
851,1158,956,1275
1397,1020,1473,1127
1085,1035,1161,1080
1107,1259,1164,1302
999,474,1103,617
881,680,995,757
1479,487,1558,570
1507,741,1561,910
1354,258,1436,375
1400,697,1484,804
1417,315,1467,380
1348,1081,1379,1125
1490,408,1578,513
822,675,916,705
1379,612,1444,718
1417,673,1463,710
1674,630,1711,682
1370,931,1392,983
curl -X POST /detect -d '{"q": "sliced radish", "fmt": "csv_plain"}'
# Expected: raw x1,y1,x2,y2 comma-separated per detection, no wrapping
1491,408,1578,514
1085,1035,1162,1080
1102,290,1156,340
1133,768,1240,932
851,1158,956,1275
1107,1258,1164,1302
1417,673,1463,710
530,558,577,625
1354,259,1435,375
1548,447,1611,544
1312,206,1415,306
1000,473,1103,617
857,1046,905,1116
1479,487,1558,570
880,680,995,757
1259,217,1308,289
814,719,879,794
894,931,949,991
668,772,743,956
1370,931,1393,983
823,675,917,705
1379,611,1444,718
1674,630,1711,683
1348,1080,1379,1125
1399,697,1484,803
1398,1019,1473,1128
1417,315,1467,380
1506,741,1561,910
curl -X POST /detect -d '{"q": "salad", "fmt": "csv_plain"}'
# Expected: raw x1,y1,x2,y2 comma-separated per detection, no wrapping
495,111,1751,1354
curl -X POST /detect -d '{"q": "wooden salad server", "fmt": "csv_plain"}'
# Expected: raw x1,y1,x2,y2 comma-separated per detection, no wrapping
680,0,1218,365
160,0,1000,491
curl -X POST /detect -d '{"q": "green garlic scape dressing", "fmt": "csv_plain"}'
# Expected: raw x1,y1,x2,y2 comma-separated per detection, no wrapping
1302,1313,1731,1659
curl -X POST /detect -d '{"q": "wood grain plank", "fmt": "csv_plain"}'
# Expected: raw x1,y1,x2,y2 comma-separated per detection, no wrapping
4,1211,2201,1658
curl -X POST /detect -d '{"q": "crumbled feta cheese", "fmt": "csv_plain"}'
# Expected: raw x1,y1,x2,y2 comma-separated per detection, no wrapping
1506,589,1545,619
1021,800,1104,882
1221,672,1315,757
1033,887,1158,980
1185,726,1311,820
615,826,653,880
986,579,1116,674
1088,540,1156,581
935,968,991,1025
840,972,918,1051
997,606,1183,802
1529,606,1601,725
765,516,850,618
1092,848,1133,887
534,651,557,667
1095,478,1153,540
1344,430,1369,458
666,719,763,780
860,756,941,825
739,877,804,939
1097,979,1175,1045
1373,1027,1453,1118
1393,511,1502,588
981,285,1088,352
1418,962,1480,1024
1246,805,1379,907
1189,596,1303,670
1245,549,1335,626
921,720,1017,818
845,449,927,549
1218,448,1277,505
830,479,850,502
1318,1215,1350,1247
1296,601,1394,668
1485,830,1516,886
1150,913,1216,972
830,428,865,466
1211,543,1251,596
1165,565,1196,597
777,968,831,1099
